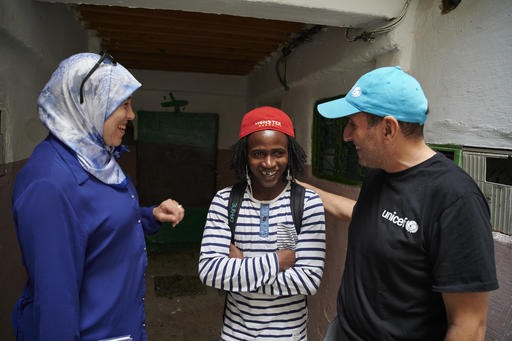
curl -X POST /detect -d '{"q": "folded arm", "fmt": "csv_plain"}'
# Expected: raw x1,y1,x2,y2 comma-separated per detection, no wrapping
258,194,326,296
199,239,280,292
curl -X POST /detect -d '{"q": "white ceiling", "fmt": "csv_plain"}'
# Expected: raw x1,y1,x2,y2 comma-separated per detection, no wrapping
39,0,407,28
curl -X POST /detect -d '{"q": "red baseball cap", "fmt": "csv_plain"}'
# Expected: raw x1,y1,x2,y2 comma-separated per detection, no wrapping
239,106,295,139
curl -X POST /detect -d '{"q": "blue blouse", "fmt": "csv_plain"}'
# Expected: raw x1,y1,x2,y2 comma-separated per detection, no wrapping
12,134,160,341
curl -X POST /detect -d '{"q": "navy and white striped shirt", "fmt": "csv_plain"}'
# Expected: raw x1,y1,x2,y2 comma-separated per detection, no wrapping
199,183,326,340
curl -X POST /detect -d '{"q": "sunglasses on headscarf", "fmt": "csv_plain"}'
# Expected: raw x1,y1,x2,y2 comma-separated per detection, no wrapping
79,51,117,104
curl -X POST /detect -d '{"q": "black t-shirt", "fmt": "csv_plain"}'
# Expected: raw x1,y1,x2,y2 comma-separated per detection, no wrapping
338,153,498,340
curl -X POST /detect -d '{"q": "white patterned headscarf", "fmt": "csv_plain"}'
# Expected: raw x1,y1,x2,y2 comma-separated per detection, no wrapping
38,52,141,187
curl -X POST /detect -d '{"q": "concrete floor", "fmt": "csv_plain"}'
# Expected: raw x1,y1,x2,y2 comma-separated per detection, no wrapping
145,246,225,341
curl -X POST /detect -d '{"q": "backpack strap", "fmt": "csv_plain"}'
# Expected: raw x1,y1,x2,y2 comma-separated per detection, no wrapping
290,181,305,235
227,181,247,243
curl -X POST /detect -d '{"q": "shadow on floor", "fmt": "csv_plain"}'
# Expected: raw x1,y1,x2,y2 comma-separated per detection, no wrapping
145,246,225,340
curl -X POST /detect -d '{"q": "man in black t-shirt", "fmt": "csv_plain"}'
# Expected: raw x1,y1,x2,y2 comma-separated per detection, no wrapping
300,66,498,340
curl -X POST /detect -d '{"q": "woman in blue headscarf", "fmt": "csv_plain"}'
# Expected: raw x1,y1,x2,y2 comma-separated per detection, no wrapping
11,52,185,341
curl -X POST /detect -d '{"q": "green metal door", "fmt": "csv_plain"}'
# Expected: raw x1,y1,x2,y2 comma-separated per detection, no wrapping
137,111,219,250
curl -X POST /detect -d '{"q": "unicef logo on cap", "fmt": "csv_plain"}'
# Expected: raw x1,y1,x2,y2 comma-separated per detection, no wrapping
351,86,362,98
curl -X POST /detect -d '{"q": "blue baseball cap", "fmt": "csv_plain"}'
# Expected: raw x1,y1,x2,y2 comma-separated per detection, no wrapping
317,66,428,125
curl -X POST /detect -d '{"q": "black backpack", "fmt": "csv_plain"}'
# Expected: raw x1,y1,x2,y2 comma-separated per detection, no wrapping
227,181,305,243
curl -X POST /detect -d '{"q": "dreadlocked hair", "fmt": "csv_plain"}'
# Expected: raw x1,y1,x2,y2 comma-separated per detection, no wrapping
231,137,249,181
230,135,307,181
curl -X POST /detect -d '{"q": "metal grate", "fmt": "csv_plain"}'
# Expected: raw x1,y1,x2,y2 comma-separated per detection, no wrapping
462,148,512,235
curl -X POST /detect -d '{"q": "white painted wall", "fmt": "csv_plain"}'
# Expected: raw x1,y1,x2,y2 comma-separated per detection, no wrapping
129,70,247,149
248,0,512,152
0,0,89,162
414,0,512,149
248,25,381,159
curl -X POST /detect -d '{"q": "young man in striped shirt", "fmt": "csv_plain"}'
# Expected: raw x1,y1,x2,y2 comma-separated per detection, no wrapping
199,106,326,340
